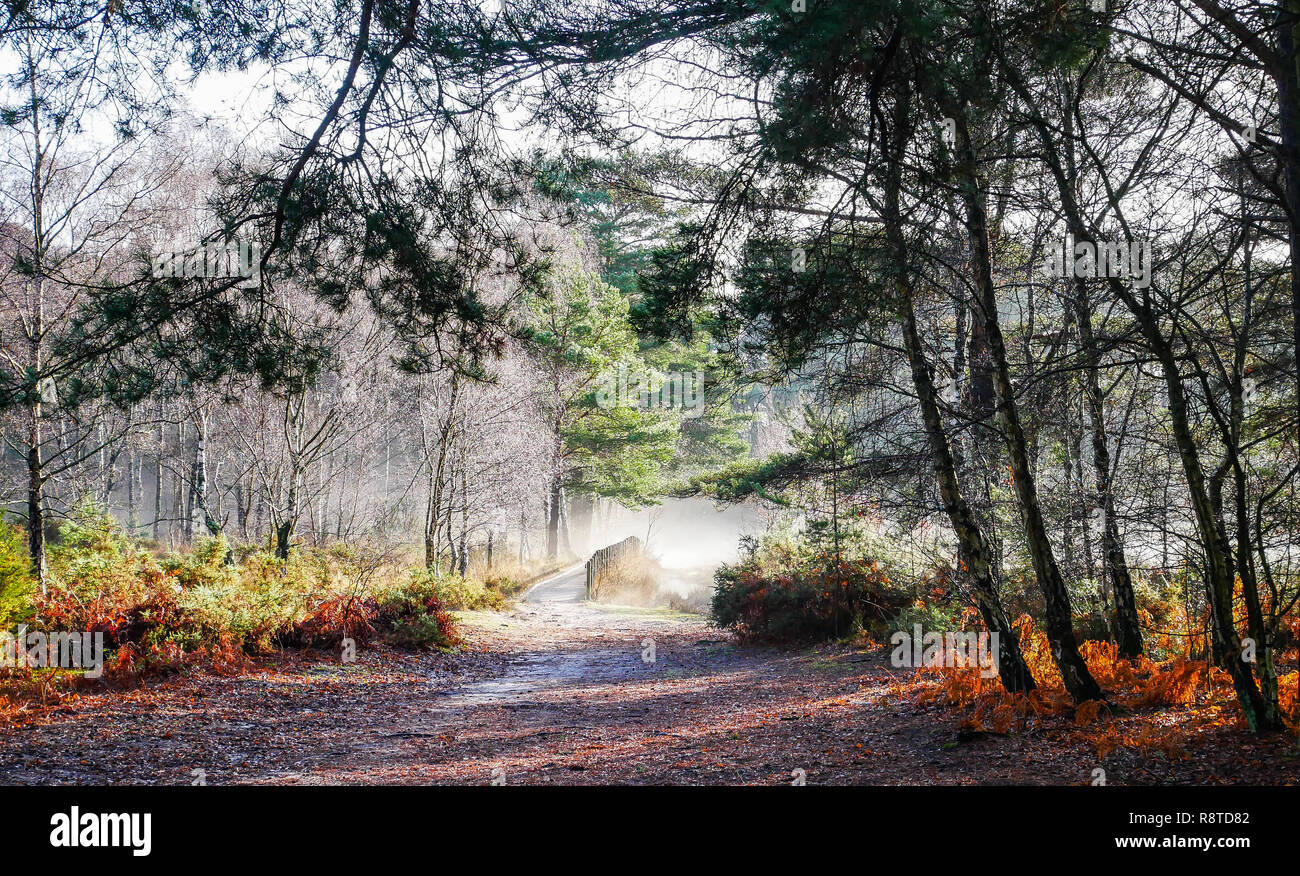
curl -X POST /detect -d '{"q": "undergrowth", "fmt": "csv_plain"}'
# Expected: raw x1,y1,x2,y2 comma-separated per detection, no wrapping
0,502,533,706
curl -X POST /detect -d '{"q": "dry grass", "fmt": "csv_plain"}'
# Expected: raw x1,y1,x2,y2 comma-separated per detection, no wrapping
588,552,662,605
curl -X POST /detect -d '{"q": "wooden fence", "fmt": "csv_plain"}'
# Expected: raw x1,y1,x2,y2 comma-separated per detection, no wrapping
585,535,644,598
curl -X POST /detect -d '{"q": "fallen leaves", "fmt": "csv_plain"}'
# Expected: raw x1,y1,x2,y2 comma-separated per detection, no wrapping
0,602,1296,786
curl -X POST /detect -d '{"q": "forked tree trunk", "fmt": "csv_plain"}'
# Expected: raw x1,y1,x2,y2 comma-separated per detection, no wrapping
882,87,1034,693
901,295,1036,693
951,111,1102,703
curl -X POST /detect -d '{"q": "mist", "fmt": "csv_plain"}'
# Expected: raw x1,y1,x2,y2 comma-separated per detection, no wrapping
586,497,764,604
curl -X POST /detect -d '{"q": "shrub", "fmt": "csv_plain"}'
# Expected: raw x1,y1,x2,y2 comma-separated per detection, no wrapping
375,575,460,649
159,537,321,653
712,553,906,643
287,593,378,650
0,523,33,629
407,569,506,611
890,600,964,637
480,572,528,597
39,501,165,642
384,613,457,649
22,503,464,685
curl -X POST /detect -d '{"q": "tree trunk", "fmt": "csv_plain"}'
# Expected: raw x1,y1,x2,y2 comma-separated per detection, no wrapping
1072,280,1142,657
275,522,292,561
431,467,447,569
901,295,1036,693
23,54,48,592
191,409,209,537
881,87,1033,693
101,429,121,510
126,447,139,534
1274,3,1300,455
178,421,193,542
27,400,46,591
444,491,458,573
276,467,300,561
151,423,164,540
235,480,249,541
457,469,469,576
1158,338,1270,724
546,477,562,560
1233,460,1280,729
952,113,1101,702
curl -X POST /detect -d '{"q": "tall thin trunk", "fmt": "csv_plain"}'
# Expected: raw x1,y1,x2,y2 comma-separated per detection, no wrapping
1072,280,1142,656
189,413,205,532
558,485,572,557
464,476,472,573
234,481,248,541
191,408,209,537
254,489,265,549
424,467,439,570
126,445,140,534
1274,3,1300,454
883,84,1033,693
952,111,1101,702
24,41,47,591
546,477,562,560
179,421,193,542
151,429,164,540
422,374,459,571
444,488,458,573
191,410,214,538
27,400,46,590
100,426,121,510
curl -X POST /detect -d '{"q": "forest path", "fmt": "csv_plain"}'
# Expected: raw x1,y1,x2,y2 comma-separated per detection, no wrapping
0,565,948,785
4,565,1296,784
